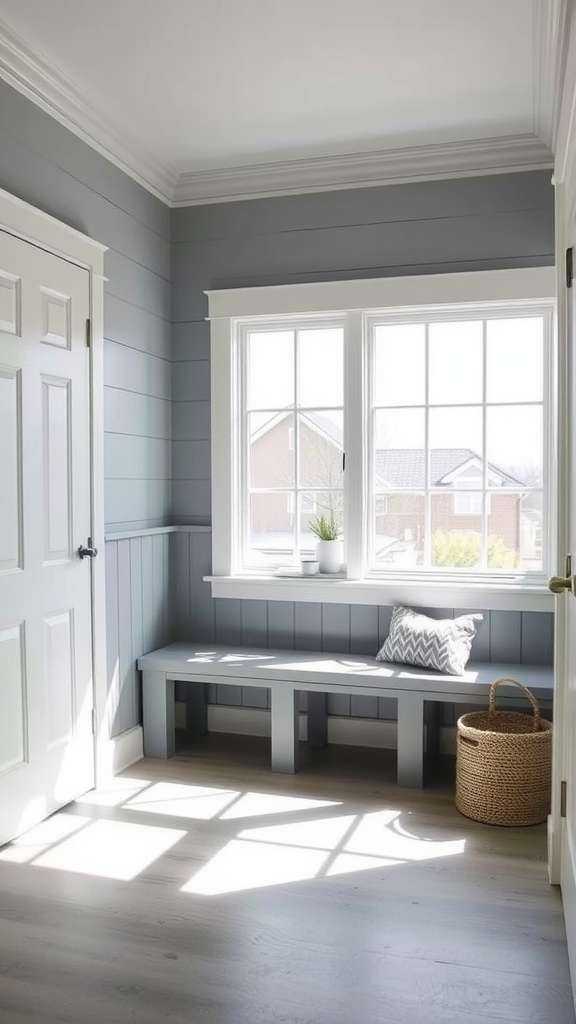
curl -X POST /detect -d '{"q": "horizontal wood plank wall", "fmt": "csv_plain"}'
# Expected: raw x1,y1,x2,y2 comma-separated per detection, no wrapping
172,171,554,525
105,534,173,737
0,78,171,534
171,529,554,727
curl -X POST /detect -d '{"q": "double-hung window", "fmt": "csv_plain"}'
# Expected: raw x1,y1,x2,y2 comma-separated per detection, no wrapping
208,269,555,609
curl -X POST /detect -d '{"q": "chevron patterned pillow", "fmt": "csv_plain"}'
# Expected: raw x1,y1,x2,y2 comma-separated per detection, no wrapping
376,605,483,676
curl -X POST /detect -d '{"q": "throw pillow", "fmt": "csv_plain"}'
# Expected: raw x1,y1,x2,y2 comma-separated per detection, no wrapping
376,605,483,675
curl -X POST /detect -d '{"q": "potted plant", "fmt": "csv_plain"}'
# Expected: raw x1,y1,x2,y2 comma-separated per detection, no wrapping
308,513,343,574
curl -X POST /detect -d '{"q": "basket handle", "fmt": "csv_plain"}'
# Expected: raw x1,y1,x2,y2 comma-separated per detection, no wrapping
488,677,542,731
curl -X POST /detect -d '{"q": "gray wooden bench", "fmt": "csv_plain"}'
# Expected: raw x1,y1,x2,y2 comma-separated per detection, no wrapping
138,643,554,788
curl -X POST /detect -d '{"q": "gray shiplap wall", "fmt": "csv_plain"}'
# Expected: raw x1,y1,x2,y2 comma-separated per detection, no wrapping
105,533,173,738
0,78,171,534
170,172,556,718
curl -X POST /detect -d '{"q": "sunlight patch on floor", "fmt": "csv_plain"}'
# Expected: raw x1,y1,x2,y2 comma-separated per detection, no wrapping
219,792,340,820
236,814,358,850
182,837,329,895
0,813,90,864
125,782,241,820
32,819,186,881
75,777,151,808
183,808,465,895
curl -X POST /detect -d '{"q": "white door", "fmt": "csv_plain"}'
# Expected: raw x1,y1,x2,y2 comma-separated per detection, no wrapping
0,229,94,846
557,213,576,994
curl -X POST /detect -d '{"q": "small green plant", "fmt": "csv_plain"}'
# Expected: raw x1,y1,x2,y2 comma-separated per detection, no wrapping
308,513,341,541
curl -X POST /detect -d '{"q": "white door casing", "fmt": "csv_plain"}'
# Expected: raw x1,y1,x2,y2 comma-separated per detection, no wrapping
552,1,576,1004
0,190,107,845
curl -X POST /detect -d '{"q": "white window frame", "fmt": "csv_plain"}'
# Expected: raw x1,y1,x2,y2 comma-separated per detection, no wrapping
207,268,556,611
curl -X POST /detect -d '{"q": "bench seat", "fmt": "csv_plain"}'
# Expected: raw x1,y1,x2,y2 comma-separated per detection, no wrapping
138,643,554,788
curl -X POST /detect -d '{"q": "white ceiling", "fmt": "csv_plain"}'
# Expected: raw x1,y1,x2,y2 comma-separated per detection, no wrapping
0,0,567,205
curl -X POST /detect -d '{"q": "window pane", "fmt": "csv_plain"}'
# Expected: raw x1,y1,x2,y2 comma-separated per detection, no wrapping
487,493,523,570
428,321,483,405
301,493,343,548
371,493,424,568
249,412,294,487
486,406,542,489
374,409,426,488
519,491,543,571
298,328,343,407
429,408,483,483
247,330,293,409
487,318,543,403
247,493,295,566
431,495,481,568
299,410,343,488
373,323,425,406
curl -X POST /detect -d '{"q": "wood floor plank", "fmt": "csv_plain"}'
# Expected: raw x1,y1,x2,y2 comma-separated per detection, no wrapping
0,738,573,1024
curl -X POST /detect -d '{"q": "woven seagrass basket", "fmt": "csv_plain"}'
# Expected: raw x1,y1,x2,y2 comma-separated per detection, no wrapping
455,677,552,827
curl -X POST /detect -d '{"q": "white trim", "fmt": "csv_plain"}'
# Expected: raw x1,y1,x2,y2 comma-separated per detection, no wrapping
208,268,556,601
205,574,554,612
105,525,178,542
173,135,553,206
0,18,177,205
204,704,459,754
0,12,562,208
97,726,144,779
0,11,561,207
534,0,571,151
0,185,109,789
206,267,556,320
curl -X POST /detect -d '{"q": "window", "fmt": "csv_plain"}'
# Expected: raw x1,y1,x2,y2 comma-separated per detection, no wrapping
208,270,555,607
243,323,343,567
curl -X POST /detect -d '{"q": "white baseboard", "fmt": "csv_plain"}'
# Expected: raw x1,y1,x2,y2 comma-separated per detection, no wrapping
97,725,144,781
186,704,457,754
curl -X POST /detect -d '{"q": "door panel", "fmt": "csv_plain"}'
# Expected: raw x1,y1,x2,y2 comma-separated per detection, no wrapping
0,367,21,571
0,229,94,846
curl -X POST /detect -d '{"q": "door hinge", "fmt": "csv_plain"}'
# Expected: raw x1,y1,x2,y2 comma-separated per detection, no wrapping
567,247,573,289
342,452,346,471
561,780,567,818
86,318,91,347
91,708,96,735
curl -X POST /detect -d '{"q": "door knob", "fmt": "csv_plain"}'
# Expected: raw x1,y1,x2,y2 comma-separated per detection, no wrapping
78,542,98,560
548,554,574,594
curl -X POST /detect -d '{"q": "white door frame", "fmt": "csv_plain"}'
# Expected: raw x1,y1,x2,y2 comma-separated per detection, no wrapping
0,186,110,789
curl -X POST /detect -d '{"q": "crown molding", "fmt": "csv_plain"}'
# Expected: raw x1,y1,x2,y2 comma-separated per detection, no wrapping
173,134,553,206
0,18,177,205
0,15,558,209
534,0,571,151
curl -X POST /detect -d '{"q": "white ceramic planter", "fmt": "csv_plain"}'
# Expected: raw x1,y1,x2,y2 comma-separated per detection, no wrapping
316,539,343,574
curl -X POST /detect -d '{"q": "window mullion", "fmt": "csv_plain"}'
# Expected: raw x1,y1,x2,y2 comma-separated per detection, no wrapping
424,322,431,567
344,311,365,578
293,330,299,564
481,319,488,569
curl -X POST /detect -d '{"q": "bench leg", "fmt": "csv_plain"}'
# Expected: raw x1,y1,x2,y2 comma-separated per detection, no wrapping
271,686,299,773
397,693,425,788
183,682,208,738
424,701,441,760
307,691,327,748
142,670,175,759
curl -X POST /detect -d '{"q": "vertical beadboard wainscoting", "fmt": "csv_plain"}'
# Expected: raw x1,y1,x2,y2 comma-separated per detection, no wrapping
104,527,174,769
169,527,555,753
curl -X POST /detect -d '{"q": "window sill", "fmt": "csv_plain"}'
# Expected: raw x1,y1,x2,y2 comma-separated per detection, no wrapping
205,574,555,612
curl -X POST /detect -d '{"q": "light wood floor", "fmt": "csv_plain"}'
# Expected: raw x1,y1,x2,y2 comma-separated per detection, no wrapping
0,737,573,1024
